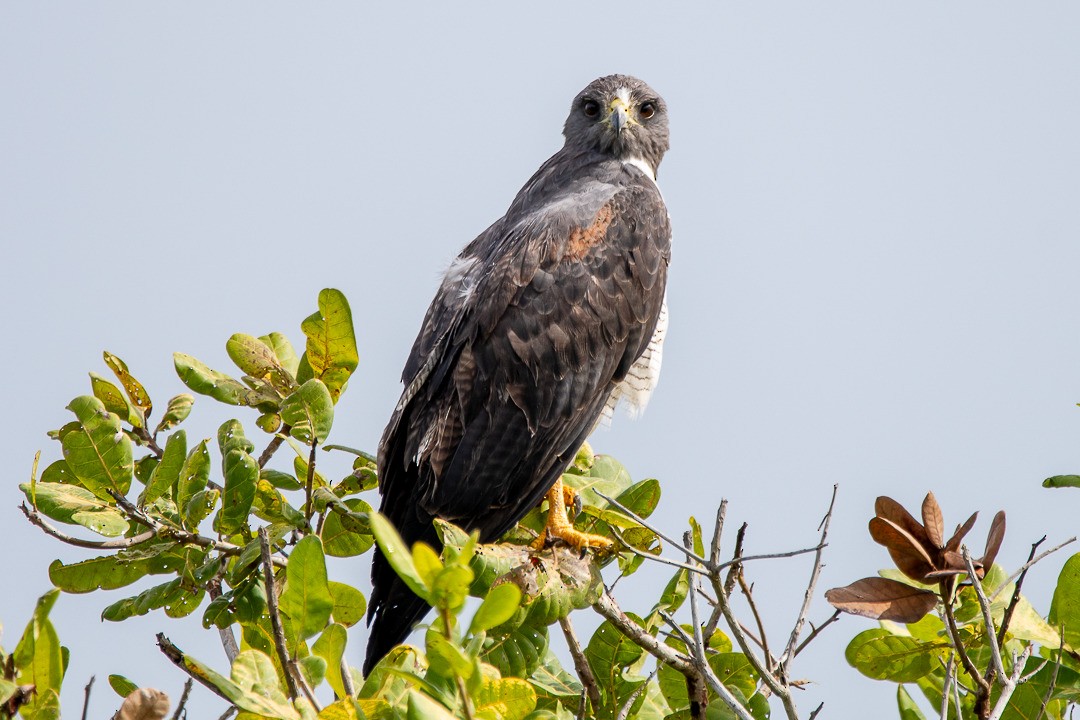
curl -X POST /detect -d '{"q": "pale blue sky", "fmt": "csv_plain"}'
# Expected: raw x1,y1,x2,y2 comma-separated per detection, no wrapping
3,3,1080,717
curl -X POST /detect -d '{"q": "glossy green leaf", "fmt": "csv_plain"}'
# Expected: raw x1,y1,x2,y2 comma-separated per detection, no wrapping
61,395,133,500
1050,551,1080,650
280,536,335,647
20,481,129,537
281,379,335,444
297,289,358,403
176,439,210,511
48,556,149,593
184,488,220,530
174,352,254,406
526,649,581,702
39,459,77,485
370,512,430,602
1043,474,1080,489
108,674,139,698
406,689,456,720
174,647,299,719
327,581,366,628
13,590,64,713
431,564,473,613
845,628,937,682
483,624,548,678
101,578,202,622
471,583,523,635
586,617,645,697
427,632,475,680
227,333,297,395
474,677,537,720
153,395,192,437
89,373,139,426
263,468,303,491
103,351,152,415
322,498,374,557
897,685,927,720
260,332,301,377
141,430,187,505
312,624,349,698
216,438,258,535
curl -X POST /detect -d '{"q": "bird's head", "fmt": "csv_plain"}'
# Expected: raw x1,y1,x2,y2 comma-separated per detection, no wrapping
563,74,669,177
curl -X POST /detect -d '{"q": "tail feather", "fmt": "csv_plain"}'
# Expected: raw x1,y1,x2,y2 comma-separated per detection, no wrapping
363,507,441,676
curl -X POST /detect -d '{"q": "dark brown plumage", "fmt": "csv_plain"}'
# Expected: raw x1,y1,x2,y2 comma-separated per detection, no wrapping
365,74,672,674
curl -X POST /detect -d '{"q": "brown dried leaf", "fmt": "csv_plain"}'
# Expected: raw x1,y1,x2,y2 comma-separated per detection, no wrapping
980,511,1006,570
116,688,170,720
921,492,945,548
875,496,931,546
825,577,939,623
945,511,979,553
869,517,936,582
927,550,973,579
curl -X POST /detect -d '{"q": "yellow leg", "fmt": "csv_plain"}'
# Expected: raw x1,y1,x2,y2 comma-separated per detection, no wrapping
531,477,613,551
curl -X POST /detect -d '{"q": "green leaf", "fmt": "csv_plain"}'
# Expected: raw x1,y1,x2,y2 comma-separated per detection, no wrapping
13,590,64,710
615,478,661,519
174,352,255,407
526,649,582,702
215,422,259,535
20,481,129,537
1043,474,1080,489
260,332,301,377
474,676,537,720
370,512,430,602
483,625,548,679
103,351,152,416
108,674,139,698
280,379,335,444
312,624,349,698
263,468,304,491
49,556,149,593
1050,551,1080,650
184,488,220,530
322,498,375,557
585,617,645,700
141,429,187,505
101,579,203,622
471,583,523,635
89,372,139,426
232,649,287,698
155,394,194,434
39,459,77,485
327,581,366,628
426,633,475,680
897,685,927,720
176,439,211,511
227,333,297,395
174,647,299,719
298,289,359,403
61,395,134,500
407,689,456,720
845,628,938,682
280,536,335,648
430,564,474,613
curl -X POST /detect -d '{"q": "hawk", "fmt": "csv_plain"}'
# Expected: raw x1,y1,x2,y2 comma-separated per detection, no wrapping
365,74,672,674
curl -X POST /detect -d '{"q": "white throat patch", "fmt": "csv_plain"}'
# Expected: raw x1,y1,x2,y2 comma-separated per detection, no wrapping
623,156,658,186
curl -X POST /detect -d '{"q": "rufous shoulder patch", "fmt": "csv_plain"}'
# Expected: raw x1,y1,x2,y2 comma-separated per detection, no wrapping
565,204,615,261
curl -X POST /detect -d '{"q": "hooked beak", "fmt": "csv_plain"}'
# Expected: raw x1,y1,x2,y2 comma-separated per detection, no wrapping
608,98,631,137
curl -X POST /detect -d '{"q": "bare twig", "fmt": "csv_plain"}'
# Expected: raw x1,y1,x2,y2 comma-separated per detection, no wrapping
157,633,234,704
940,578,990,694
215,708,237,720
792,610,842,659
987,646,1035,720
939,653,953,720
341,655,356,698
709,502,726,568
961,547,1006,681
724,523,746,595
81,675,94,720
991,536,1077,601
714,545,824,571
737,572,773,671
257,426,291,469
997,537,1045,648
208,576,239,663
304,440,318,526
559,615,601,714
259,527,299,700
610,527,705,575
808,702,825,720
616,669,657,720
171,678,194,720
595,492,710,566
593,590,695,675
779,484,837,668
22,504,157,549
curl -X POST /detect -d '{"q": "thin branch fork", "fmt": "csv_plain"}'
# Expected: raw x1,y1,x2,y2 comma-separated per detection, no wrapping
559,615,601,714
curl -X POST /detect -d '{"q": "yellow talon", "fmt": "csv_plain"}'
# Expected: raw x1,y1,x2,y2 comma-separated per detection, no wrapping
530,477,613,552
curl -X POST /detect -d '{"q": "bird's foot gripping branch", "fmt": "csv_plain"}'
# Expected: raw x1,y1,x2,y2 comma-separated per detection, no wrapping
10,288,1080,720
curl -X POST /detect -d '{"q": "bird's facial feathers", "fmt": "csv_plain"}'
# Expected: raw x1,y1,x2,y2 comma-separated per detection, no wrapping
563,74,669,176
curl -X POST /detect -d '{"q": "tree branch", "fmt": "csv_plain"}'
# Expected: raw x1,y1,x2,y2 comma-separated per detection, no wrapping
559,615,601,714
259,527,299,700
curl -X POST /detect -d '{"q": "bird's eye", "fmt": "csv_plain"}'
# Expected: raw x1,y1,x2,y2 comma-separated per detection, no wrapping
640,101,656,120
582,99,600,118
